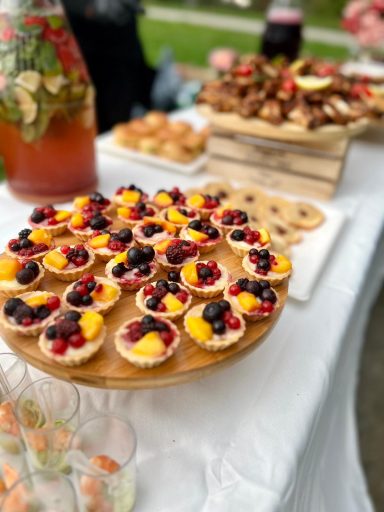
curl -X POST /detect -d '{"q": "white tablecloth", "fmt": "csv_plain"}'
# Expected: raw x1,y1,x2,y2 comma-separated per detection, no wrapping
0,115,383,511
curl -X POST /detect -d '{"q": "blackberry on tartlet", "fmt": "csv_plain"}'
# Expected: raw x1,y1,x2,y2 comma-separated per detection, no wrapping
154,238,199,272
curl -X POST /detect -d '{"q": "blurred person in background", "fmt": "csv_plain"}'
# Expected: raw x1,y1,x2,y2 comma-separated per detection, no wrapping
63,0,155,132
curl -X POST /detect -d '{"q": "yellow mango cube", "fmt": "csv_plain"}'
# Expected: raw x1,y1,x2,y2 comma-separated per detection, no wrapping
71,213,85,229
187,194,205,208
28,229,52,246
162,292,184,312
91,283,118,303
117,207,131,219
258,228,271,245
54,210,71,222
79,311,104,341
131,332,166,357
181,262,198,286
88,234,110,249
186,317,213,342
155,192,173,207
154,239,171,254
143,216,161,225
187,228,209,243
0,259,22,281
25,292,50,307
114,252,127,264
271,254,292,274
122,190,141,204
237,291,260,312
74,196,90,209
44,250,68,270
167,208,188,224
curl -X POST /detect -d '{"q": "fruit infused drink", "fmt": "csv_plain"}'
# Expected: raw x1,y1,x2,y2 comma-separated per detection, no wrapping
0,1,97,201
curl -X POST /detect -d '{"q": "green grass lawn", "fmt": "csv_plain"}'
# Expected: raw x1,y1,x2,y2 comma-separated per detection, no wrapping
0,159,4,181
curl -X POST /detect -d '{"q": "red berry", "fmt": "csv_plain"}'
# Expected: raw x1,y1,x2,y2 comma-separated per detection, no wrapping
22,317,33,326
143,284,155,297
33,243,49,254
130,321,141,331
47,296,60,311
187,210,195,218
196,263,204,270
243,226,251,234
223,311,233,322
206,277,215,286
68,333,86,348
76,284,89,296
94,283,103,293
176,291,189,304
130,211,141,220
48,217,58,225
51,338,68,355
81,273,95,284
108,241,125,252
160,330,173,346
146,208,155,216
261,300,274,313
43,207,55,218
207,260,217,270
73,257,87,267
75,244,84,251
228,316,241,330
250,255,259,264
157,302,166,312
234,217,244,225
61,245,70,255
245,235,255,245
212,269,221,279
229,284,241,296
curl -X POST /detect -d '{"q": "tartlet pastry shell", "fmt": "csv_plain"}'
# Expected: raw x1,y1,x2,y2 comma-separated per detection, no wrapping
226,230,270,258
62,277,121,316
223,284,280,322
0,264,44,298
43,248,95,282
242,252,292,286
28,219,68,237
135,282,192,320
180,261,230,298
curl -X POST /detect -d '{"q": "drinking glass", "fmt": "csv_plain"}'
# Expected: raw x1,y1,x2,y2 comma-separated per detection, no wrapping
69,414,137,512
15,377,80,472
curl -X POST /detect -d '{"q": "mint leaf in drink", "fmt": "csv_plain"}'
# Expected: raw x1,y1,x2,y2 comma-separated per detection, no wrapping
38,41,63,75
47,16,64,30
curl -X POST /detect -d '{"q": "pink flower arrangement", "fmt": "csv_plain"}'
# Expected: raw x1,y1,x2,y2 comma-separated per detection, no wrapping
342,0,384,47
209,48,239,73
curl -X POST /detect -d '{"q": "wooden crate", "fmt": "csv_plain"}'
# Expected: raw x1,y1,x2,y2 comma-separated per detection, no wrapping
205,129,350,200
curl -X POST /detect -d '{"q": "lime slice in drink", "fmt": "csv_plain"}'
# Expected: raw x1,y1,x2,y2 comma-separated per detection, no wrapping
0,432,22,454
14,86,38,125
369,84,384,97
20,399,45,428
294,75,332,91
43,74,68,95
15,70,42,94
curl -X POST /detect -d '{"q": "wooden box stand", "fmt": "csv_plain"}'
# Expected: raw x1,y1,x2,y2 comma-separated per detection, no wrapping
205,128,350,200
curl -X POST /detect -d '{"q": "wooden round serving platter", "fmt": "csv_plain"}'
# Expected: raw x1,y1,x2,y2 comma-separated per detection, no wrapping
198,104,369,143
0,223,288,390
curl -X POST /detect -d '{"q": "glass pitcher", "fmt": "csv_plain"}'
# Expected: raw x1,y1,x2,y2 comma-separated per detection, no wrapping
0,0,98,202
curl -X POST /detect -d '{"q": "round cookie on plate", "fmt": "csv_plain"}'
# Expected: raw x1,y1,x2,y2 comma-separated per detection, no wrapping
112,184,149,208
224,278,279,321
28,205,71,236
117,202,158,228
281,202,324,229
136,279,192,320
0,260,44,298
180,220,223,254
160,206,199,232
105,246,158,291
260,196,291,220
205,181,233,201
232,185,266,211
73,192,112,215
86,228,135,262
133,217,177,246
43,244,95,282
5,228,54,262
242,248,292,286
154,239,199,272
264,217,302,245
68,211,113,242
180,260,230,298
227,226,271,257
186,193,221,220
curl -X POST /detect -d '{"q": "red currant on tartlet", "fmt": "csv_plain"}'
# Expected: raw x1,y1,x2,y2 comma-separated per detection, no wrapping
28,205,71,236
154,238,199,272
227,226,271,257
5,228,54,262
242,248,292,285
180,260,230,298
225,278,279,321
210,208,249,233
136,279,192,320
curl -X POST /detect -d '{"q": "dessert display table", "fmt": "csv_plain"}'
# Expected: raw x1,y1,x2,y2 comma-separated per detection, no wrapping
0,109,383,512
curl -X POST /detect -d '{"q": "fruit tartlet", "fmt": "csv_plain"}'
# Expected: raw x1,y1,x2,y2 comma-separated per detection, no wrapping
0,291,61,336
136,279,192,320
160,206,200,231
114,314,180,368
179,219,223,253
152,187,186,209
186,193,221,220
185,300,245,351
105,246,158,291
63,274,121,316
112,184,149,207
224,278,279,321
73,192,112,215
132,216,176,246
38,310,106,366
69,211,113,242
180,260,230,298
210,208,249,233
154,239,199,272
5,228,54,262
227,226,271,257
0,259,44,298
43,244,95,282
117,202,158,228
86,228,134,262
28,205,71,236
242,248,292,285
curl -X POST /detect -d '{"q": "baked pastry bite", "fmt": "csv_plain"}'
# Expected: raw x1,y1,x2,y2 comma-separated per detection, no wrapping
137,137,161,155
86,228,134,261
168,120,192,137
5,228,54,262
180,219,223,253
227,226,271,257
260,196,291,220
136,279,191,320
210,208,249,233
105,246,158,291
186,193,221,220
224,278,279,321
113,124,140,149
117,202,158,228
180,260,230,298
158,141,194,163
281,201,324,229
242,248,292,285
264,217,302,245
185,300,245,351
133,217,176,246
152,187,186,209
160,206,200,231
63,274,121,316
114,314,180,368
0,291,61,336
0,260,44,298
144,111,168,129
43,244,95,282
69,211,113,242
154,239,199,272
28,205,71,236
38,310,105,366
205,181,233,201
73,192,112,215
232,186,266,210
181,132,205,155
112,184,148,208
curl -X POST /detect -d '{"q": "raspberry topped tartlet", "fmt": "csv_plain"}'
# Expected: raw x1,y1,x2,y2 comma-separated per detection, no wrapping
186,193,221,220
38,310,105,366
43,244,95,281
0,291,61,336
154,239,199,272
160,206,199,231
180,219,223,253
114,315,181,368
105,246,158,291
210,208,249,233
185,300,245,351
73,192,112,215
0,260,44,298
136,279,192,320
113,184,149,207
242,248,292,285
117,202,158,228
86,228,134,261
227,226,271,257
28,205,71,236
180,260,230,298
224,278,279,321
63,274,121,315
152,187,186,209
6,228,54,262
69,212,113,242
133,217,176,246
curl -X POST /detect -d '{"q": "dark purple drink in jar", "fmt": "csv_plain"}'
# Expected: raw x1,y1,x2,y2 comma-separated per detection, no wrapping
261,6,303,61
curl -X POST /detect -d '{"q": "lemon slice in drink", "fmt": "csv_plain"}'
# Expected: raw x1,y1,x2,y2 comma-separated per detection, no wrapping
289,59,305,74
369,84,384,97
15,70,42,94
14,86,38,124
294,75,332,91
43,74,68,95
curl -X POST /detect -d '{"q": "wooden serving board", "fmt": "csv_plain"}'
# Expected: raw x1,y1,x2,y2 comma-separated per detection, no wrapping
0,222,288,390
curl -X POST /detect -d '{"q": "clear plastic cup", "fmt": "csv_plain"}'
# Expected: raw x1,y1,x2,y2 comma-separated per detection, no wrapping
69,414,137,512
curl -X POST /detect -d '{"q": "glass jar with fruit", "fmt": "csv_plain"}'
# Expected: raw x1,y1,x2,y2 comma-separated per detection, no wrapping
0,0,97,201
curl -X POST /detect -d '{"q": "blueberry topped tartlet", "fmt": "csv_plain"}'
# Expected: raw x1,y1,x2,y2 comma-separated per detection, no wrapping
28,205,71,236
136,279,192,320
5,228,54,262
210,208,249,233
105,246,158,291
86,228,134,261
186,193,221,220
152,187,186,209
69,212,113,242
43,244,95,281
0,259,44,297
180,260,230,298
113,184,149,207
117,202,158,228
133,217,176,246
63,274,121,315
180,219,223,253
225,278,279,321
160,206,200,231
227,226,271,257
73,192,112,215
242,248,292,285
